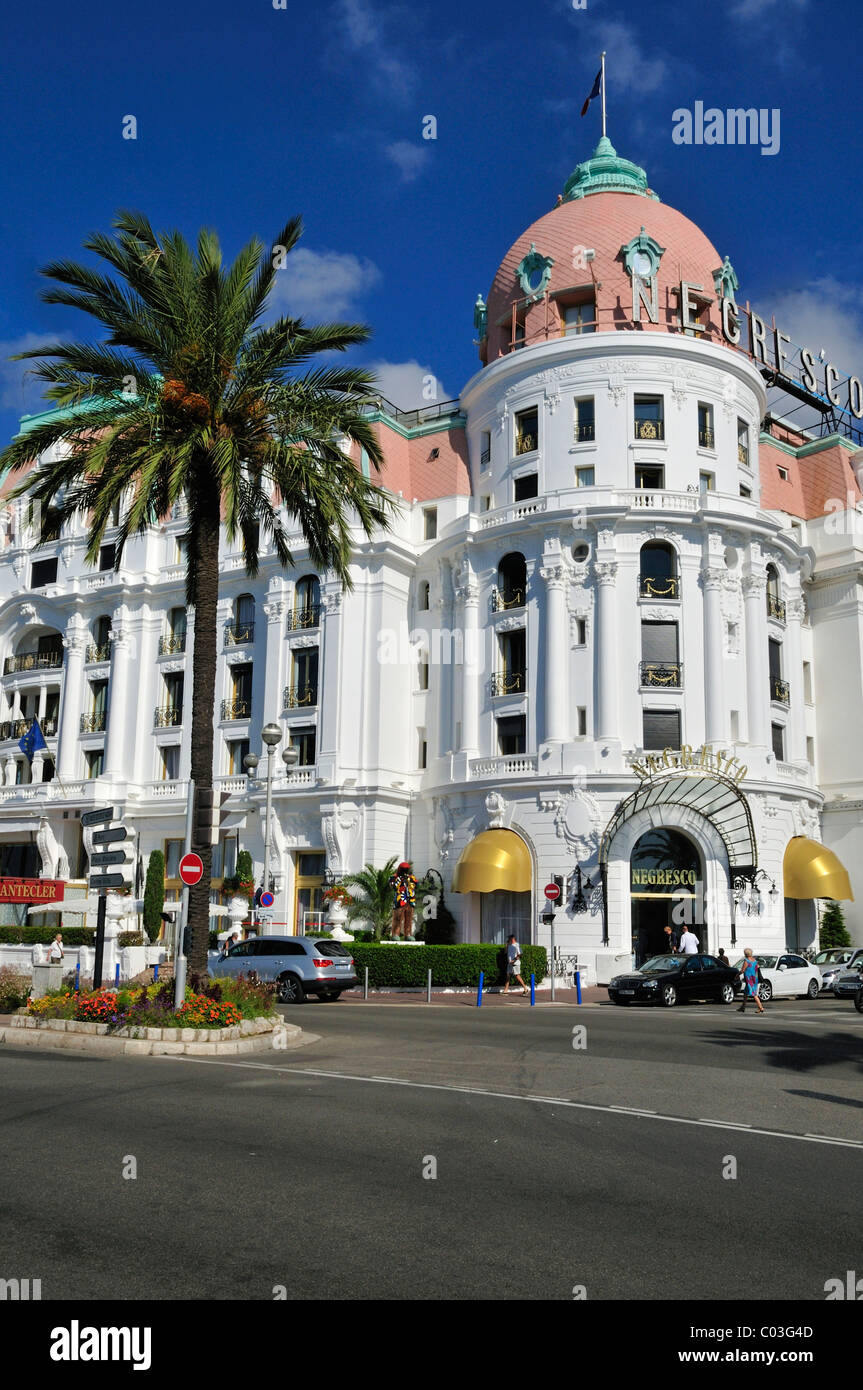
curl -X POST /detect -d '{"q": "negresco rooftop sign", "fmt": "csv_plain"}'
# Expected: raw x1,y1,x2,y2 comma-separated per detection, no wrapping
628,745,748,787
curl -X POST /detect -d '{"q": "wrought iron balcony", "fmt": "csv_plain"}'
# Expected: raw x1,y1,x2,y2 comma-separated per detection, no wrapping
80,712,107,734
283,684,318,709
770,677,790,706
515,433,537,455
738,443,749,467
574,421,595,443
698,428,715,448
224,622,255,647
490,671,525,696
4,650,63,675
0,716,57,741
640,661,683,688
480,446,491,467
286,606,321,631
159,633,186,655
634,418,665,441
220,699,250,721
639,574,680,599
766,593,786,622
154,705,184,727
85,643,111,664
491,586,525,612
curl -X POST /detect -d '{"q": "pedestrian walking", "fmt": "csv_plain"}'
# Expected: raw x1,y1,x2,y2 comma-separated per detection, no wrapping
663,925,679,953
737,948,765,1015
502,935,529,996
679,927,699,955
717,947,728,964
47,932,64,963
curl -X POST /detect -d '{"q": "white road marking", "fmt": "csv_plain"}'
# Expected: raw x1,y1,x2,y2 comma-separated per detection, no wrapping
162,1056,863,1151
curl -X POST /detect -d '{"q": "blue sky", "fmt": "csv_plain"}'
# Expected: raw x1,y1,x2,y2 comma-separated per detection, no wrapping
2,0,862,442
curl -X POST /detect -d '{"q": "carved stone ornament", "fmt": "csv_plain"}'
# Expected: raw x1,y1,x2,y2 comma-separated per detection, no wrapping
553,786,602,862
226,648,255,665
722,380,737,420
433,797,454,864
263,601,284,624
496,614,526,632
160,659,184,675
641,606,677,622
539,562,567,589
20,603,38,623
607,373,626,407
594,561,618,586
485,790,508,829
323,591,342,614
321,807,361,875
288,634,319,650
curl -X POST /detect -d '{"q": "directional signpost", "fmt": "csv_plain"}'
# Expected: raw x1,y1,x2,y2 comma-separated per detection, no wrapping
82,806,135,987
543,879,563,1003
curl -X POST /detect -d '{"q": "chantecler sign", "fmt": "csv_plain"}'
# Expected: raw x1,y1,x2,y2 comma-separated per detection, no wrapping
0,878,65,903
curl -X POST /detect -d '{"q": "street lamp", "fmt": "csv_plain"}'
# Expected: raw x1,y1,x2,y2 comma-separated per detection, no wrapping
261,723,283,895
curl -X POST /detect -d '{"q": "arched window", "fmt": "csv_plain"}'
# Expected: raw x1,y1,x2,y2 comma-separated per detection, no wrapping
495,553,527,611
293,576,321,629
766,565,785,621
639,543,679,600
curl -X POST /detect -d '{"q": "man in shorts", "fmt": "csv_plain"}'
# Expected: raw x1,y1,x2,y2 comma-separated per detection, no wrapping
502,935,529,996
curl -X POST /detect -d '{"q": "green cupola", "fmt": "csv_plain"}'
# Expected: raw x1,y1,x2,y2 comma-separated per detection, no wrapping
562,137,659,202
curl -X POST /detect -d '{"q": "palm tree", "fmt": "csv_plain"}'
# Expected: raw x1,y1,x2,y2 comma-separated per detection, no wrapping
342,857,399,941
0,211,398,972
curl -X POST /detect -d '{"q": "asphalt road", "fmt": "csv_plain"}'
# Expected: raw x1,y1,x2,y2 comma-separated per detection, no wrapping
1,994,861,1302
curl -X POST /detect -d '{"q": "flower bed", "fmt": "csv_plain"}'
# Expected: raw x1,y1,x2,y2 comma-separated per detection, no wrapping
25,973,275,1033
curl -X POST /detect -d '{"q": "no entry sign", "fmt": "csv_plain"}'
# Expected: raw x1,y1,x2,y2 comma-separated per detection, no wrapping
544,882,561,902
179,853,205,886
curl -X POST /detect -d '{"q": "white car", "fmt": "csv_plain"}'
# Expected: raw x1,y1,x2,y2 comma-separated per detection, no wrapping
733,952,821,1002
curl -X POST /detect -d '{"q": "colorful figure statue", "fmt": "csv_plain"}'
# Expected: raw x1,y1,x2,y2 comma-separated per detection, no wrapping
389,861,418,939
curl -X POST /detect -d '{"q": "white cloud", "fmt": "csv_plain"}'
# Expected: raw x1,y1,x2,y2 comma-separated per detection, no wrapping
384,141,430,183
333,0,415,100
0,333,53,415
366,359,450,412
268,247,382,321
760,278,863,428
595,20,667,95
730,0,807,17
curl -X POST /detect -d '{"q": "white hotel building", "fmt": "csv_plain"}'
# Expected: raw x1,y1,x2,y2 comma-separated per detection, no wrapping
1,138,861,980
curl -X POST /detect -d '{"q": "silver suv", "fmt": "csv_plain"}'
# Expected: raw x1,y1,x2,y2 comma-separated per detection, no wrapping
210,935,358,1004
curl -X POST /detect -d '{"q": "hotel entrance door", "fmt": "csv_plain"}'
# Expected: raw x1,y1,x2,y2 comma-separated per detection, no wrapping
630,828,704,966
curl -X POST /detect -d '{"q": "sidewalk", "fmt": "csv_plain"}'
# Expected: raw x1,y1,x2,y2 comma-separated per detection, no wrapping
339,984,607,1007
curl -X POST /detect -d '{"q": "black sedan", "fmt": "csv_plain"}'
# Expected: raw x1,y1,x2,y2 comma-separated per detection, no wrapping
608,953,740,1007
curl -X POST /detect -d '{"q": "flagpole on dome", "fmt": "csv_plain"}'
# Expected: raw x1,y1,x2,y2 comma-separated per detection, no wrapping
601,50,607,139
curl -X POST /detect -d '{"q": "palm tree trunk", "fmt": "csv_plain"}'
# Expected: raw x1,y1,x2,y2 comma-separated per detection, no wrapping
186,503,221,975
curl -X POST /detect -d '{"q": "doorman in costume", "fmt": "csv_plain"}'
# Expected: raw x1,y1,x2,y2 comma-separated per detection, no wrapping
389,861,418,939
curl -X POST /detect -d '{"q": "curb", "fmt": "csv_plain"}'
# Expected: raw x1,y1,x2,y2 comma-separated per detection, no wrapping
0,1013,302,1057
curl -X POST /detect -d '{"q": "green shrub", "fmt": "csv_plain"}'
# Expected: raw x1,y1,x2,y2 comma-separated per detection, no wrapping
0,926,96,946
143,850,165,941
118,931,146,947
347,943,548,988
0,966,31,1012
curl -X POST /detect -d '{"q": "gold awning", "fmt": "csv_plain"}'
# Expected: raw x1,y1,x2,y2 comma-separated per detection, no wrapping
451,830,532,894
783,837,854,901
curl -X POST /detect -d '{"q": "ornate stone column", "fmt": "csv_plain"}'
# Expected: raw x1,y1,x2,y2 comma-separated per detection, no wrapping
785,594,806,763
57,615,87,780
540,557,569,743
454,558,480,754
594,561,619,740
104,612,133,778
700,565,726,744
742,570,769,748
317,585,343,778
436,560,454,755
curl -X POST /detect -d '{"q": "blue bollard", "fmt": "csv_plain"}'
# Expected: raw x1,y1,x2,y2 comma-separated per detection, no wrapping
476,970,484,1007
575,969,582,1005
154,963,159,982
75,962,80,993
530,972,535,1006
115,963,120,987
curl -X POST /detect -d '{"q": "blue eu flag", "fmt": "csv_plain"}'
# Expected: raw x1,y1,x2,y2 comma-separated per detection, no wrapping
18,718,48,762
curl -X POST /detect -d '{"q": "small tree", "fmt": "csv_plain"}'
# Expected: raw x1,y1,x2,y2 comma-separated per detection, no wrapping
819,900,851,949
342,857,398,941
142,851,165,942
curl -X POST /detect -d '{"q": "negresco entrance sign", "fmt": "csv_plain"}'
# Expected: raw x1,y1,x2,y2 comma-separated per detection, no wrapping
628,744,748,787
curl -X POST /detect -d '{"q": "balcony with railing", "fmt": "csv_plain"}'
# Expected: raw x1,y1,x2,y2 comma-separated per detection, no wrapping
640,661,683,689
766,593,786,623
286,606,321,631
633,419,665,441
480,445,491,467
220,699,251,721
490,587,525,613
738,443,750,467
154,705,184,727
158,633,186,655
224,622,255,647
470,754,538,778
4,650,63,675
639,574,680,600
698,428,715,448
80,712,107,734
0,716,58,741
85,643,111,664
770,677,790,706
490,671,525,697
574,421,595,443
283,684,318,709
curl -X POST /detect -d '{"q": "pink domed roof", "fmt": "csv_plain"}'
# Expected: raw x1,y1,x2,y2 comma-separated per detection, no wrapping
483,148,729,361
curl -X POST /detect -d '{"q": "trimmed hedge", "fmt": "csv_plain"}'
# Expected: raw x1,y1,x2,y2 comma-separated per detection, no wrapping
348,943,548,988
0,926,95,946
